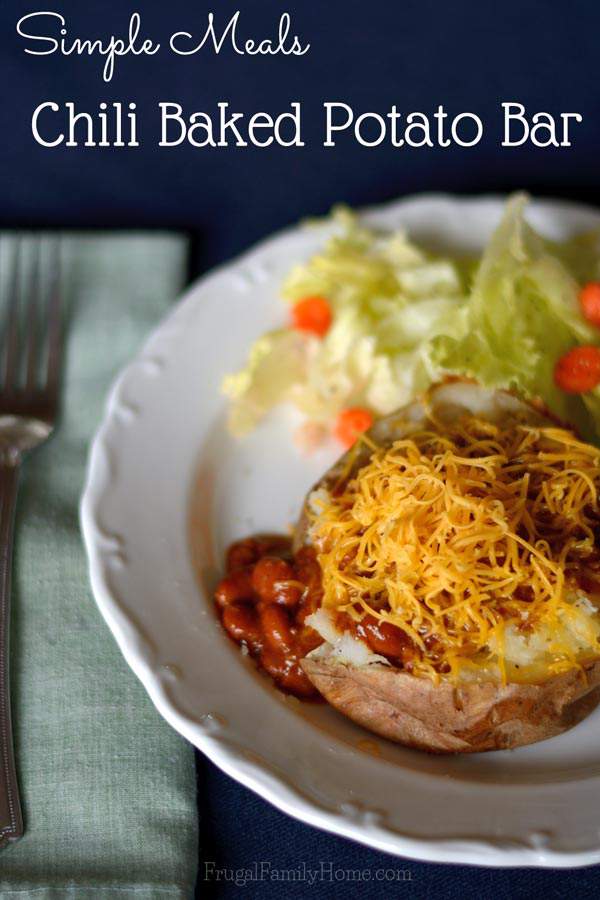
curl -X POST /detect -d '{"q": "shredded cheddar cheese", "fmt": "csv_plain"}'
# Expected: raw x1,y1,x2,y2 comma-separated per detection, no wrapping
311,416,600,682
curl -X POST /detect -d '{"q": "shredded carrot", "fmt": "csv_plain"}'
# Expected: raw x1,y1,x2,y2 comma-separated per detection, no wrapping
334,407,374,447
579,282,600,328
291,296,332,337
554,346,600,394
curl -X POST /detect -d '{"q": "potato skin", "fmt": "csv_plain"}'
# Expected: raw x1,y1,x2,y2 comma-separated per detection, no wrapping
297,383,600,753
301,657,600,753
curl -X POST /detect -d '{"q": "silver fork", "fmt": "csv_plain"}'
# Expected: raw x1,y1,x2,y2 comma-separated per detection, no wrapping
0,237,62,847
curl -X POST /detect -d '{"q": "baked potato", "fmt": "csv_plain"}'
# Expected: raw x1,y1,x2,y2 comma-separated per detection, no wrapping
301,655,600,754
297,382,600,753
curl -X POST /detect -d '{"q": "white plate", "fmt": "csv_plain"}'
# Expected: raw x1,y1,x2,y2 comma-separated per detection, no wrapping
81,195,600,868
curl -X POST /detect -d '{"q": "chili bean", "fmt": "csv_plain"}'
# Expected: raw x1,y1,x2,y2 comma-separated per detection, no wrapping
334,611,356,634
218,534,327,699
222,603,262,650
258,603,295,654
295,625,323,657
294,546,322,590
260,646,317,698
226,539,261,572
295,581,322,623
255,535,293,559
259,646,289,681
294,547,323,616
280,661,318,698
214,567,254,608
357,615,417,663
423,633,440,652
277,584,304,608
294,600,314,626
252,557,301,607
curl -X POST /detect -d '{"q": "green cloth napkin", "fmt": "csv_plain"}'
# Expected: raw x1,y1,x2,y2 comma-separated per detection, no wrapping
0,234,198,898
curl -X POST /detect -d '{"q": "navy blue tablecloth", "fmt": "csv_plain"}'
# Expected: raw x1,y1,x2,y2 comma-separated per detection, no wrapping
2,0,600,895
199,762,599,899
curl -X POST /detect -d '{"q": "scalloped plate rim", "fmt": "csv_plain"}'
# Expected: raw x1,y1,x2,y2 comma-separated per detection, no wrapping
81,192,600,868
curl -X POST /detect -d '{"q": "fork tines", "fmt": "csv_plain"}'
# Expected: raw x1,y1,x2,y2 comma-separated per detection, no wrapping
0,237,62,412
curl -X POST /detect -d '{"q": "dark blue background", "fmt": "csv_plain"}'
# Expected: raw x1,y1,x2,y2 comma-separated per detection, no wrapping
2,0,600,895
3,0,600,266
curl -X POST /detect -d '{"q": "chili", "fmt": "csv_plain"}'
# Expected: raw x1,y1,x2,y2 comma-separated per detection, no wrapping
215,534,420,698
216,535,323,698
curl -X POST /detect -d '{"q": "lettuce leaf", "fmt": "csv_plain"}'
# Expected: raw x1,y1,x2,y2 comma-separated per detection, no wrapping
224,209,466,435
428,194,600,439
224,197,600,442
222,330,308,435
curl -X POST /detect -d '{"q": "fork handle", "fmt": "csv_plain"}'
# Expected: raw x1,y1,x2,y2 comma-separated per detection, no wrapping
0,461,23,846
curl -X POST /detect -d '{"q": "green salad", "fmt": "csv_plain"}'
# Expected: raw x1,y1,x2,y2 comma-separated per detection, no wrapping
223,194,600,447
